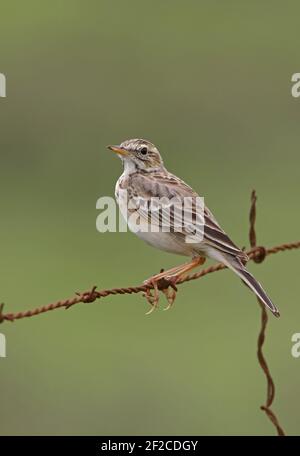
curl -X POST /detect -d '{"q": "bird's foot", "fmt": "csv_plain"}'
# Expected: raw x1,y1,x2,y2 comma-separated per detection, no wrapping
143,270,178,314
162,284,177,311
143,279,160,315
142,257,206,314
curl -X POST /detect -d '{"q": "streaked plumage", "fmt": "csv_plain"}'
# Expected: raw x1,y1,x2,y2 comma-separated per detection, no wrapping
108,139,279,317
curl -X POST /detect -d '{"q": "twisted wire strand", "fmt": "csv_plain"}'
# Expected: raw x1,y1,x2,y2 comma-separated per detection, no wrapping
0,241,299,324
249,190,285,436
0,192,298,437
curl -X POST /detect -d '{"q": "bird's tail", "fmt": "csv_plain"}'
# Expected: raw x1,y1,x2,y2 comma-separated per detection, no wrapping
220,253,280,317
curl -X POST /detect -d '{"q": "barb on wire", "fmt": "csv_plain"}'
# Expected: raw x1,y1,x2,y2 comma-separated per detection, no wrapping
0,227,300,325
0,241,299,324
249,190,285,436
0,191,298,436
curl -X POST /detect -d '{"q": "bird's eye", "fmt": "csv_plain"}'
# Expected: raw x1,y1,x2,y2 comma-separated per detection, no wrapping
140,147,148,155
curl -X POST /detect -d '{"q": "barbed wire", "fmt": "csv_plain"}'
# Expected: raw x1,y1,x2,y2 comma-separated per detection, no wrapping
0,240,299,325
0,192,299,435
249,190,285,436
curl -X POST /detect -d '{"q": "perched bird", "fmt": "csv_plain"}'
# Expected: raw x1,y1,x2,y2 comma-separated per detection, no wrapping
108,139,279,317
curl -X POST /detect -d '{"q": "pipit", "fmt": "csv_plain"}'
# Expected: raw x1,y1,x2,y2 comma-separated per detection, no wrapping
108,139,279,317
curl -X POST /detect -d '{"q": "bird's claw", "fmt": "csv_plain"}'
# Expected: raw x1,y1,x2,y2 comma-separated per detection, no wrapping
143,281,160,315
142,274,178,314
162,286,177,311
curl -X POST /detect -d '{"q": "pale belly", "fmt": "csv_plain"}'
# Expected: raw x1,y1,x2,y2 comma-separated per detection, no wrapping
133,229,193,256
124,205,198,257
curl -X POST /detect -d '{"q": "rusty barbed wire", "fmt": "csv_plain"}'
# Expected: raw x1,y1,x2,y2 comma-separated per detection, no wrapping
0,192,298,436
249,190,285,436
0,251,298,324
0,238,299,325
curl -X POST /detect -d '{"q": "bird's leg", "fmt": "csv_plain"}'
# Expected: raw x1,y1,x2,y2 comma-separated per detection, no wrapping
165,256,206,284
143,262,195,286
143,256,206,312
162,256,206,310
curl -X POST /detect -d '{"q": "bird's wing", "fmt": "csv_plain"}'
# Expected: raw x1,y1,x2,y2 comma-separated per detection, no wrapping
129,171,247,261
203,206,247,261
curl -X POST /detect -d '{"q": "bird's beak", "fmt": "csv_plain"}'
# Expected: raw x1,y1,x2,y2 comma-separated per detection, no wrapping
107,145,130,156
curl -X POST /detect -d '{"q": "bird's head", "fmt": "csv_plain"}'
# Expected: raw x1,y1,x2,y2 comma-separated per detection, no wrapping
108,139,164,171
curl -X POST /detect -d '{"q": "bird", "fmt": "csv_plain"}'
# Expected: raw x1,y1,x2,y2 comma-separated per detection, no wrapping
108,139,280,317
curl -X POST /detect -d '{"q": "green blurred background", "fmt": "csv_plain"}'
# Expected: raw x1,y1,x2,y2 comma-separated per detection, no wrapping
0,0,299,436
